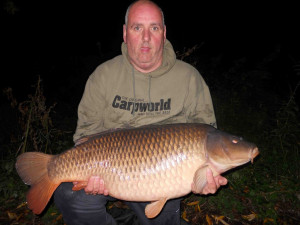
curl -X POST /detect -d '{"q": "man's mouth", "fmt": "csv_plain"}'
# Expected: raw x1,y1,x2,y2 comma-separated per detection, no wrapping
141,47,151,52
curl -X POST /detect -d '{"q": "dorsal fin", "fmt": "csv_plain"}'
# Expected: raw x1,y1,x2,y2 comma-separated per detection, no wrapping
74,128,125,146
75,137,89,146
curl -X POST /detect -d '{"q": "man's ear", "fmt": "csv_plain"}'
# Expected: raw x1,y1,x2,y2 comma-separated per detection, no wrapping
123,24,127,43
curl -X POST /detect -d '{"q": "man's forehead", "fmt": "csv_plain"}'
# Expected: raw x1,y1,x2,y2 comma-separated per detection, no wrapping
129,18,163,27
128,2,163,24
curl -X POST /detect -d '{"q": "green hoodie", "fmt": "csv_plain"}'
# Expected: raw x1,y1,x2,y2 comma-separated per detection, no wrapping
73,40,216,141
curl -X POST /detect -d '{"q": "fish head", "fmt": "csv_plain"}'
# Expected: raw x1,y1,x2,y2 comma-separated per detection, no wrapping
205,128,259,173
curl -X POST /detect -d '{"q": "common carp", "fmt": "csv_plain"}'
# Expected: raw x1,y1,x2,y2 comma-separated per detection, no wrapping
15,123,259,218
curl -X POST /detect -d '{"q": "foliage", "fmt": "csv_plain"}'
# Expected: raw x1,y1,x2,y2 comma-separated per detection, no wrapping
2,0,19,15
1,78,71,224
264,82,300,179
3,77,63,154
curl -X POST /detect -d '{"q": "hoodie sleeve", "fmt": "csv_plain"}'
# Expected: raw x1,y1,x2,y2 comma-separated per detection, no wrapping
73,69,106,142
184,69,217,128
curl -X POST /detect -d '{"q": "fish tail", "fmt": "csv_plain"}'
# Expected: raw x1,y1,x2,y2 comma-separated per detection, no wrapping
15,152,60,214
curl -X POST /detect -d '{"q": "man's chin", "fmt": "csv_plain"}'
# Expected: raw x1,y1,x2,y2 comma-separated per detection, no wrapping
134,62,156,73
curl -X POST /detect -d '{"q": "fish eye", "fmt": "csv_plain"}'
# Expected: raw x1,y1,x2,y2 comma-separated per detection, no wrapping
232,136,243,143
232,139,239,144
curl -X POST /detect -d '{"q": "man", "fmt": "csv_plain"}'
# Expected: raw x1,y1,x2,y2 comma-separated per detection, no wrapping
54,1,227,224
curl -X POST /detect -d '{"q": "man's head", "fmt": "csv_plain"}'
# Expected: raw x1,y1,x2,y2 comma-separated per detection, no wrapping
123,0,166,73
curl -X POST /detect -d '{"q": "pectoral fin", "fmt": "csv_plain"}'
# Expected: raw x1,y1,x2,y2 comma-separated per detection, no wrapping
145,197,167,218
72,181,88,191
192,165,208,193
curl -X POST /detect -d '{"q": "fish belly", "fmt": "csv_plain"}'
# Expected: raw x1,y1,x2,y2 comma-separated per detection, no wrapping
104,157,200,201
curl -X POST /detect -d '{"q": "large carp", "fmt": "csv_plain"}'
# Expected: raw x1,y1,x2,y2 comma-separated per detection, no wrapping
16,123,259,218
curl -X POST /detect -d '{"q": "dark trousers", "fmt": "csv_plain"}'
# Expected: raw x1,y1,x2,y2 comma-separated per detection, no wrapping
54,182,181,225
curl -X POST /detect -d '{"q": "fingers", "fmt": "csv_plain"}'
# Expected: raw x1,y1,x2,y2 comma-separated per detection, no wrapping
102,181,109,196
218,176,228,186
196,168,228,195
84,176,100,195
206,168,215,185
202,168,217,194
84,176,109,195
99,179,109,196
84,176,95,194
93,176,100,194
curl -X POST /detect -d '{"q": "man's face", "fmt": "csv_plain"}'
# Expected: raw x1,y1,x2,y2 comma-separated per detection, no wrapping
123,2,166,73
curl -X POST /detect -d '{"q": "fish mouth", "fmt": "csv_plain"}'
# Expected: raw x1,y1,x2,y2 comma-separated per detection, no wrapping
250,147,259,163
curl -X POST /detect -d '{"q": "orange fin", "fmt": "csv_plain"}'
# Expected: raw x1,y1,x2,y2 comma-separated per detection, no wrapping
145,197,168,218
72,181,88,191
15,152,60,214
193,165,208,193
75,137,89,146
74,128,124,146
26,176,60,214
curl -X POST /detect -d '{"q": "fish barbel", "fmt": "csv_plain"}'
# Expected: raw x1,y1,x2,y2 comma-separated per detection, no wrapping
15,123,259,218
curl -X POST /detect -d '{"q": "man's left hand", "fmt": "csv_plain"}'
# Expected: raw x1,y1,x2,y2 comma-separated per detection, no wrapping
192,168,228,194
75,176,109,195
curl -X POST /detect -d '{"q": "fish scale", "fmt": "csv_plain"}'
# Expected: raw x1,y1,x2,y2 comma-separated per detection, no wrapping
15,123,259,217
50,124,201,201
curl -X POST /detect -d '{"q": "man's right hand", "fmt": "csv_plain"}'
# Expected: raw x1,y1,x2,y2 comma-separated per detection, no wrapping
74,176,109,195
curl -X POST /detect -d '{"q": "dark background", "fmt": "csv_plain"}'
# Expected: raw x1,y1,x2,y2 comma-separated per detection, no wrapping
0,0,295,131
1,0,282,98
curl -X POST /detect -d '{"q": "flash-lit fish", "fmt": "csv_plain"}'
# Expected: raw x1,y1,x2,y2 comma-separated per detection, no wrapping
15,123,259,218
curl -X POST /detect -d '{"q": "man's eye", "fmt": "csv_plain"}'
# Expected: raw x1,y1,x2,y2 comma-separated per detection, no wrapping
134,26,141,31
152,26,159,31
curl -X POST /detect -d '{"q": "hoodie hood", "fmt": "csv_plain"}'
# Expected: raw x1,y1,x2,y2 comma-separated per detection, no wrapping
121,39,177,78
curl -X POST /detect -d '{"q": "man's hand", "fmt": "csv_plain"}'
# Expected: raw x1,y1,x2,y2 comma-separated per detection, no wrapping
192,168,228,194
74,176,109,195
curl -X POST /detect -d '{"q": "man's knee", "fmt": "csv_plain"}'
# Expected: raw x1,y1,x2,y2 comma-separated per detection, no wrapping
54,182,117,225
54,182,114,206
126,198,181,225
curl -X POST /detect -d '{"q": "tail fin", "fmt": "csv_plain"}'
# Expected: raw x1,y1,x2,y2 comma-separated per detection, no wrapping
15,152,60,214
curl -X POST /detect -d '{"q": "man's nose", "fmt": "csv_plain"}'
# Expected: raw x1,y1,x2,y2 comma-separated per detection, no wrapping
142,29,150,41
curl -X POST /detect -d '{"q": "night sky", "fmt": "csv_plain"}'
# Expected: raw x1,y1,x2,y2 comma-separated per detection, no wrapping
1,0,282,105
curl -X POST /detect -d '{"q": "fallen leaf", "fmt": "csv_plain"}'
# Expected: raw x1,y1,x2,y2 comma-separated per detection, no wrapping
263,218,275,224
243,186,250,193
182,210,189,222
195,204,201,212
206,214,213,225
16,202,27,209
54,214,63,222
187,201,200,206
212,215,229,225
242,212,257,221
7,211,17,220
